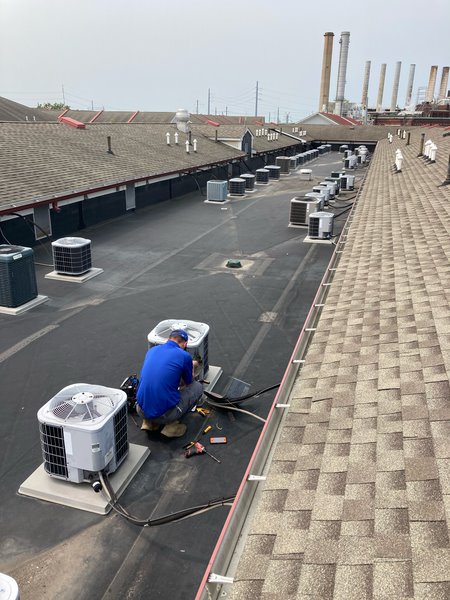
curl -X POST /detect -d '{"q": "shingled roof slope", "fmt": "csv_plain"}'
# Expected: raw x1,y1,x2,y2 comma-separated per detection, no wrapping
0,96,57,122
0,122,245,211
229,129,450,599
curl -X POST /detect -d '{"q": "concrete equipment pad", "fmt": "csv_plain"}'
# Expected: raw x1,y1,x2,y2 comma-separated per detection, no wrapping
45,267,103,282
18,443,150,515
0,294,48,315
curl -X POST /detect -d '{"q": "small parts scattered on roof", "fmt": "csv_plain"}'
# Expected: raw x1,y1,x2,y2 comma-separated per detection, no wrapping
127,111,139,123
206,119,220,127
89,110,104,124
58,116,86,129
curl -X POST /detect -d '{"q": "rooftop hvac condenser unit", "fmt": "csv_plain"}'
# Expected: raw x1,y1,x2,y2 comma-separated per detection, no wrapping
312,185,330,205
0,244,38,308
324,176,341,193
289,196,321,227
317,145,326,154
255,168,270,184
228,178,246,196
275,157,290,174
308,211,334,240
207,180,228,202
319,181,337,198
340,174,355,191
305,191,326,210
239,174,255,191
339,145,348,153
148,319,210,380
289,156,298,170
266,165,281,179
37,384,129,483
52,237,92,275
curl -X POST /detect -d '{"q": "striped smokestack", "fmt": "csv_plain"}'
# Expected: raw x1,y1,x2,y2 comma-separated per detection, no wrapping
318,32,334,112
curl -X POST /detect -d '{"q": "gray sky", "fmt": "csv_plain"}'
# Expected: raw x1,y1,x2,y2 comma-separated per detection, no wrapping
0,0,448,120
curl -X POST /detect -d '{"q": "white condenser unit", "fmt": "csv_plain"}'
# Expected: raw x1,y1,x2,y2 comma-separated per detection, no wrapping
308,211,334,239
289,196,321,227
52,237,92,275
207,181,228,202
37,384,128,483
305,191,326,210
147,319,210,380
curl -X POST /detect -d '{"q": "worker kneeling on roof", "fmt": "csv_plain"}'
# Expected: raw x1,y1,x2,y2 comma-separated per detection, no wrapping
136,329,203,438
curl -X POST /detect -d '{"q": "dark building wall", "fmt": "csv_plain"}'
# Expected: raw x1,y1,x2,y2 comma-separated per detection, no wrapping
82,191,126,226
0,215,36,247
136,180,171,209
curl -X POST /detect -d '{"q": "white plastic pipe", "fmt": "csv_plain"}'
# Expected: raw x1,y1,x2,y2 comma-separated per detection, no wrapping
174,132,179,144
193,139,197,152
166,132,170,145
185,140,190,153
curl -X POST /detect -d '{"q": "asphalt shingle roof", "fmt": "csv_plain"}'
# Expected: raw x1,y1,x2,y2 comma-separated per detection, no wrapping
0,122,246,211
229,129,450,599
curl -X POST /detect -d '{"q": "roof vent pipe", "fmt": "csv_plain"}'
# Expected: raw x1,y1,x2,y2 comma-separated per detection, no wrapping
174,132,179,145
107,136,114,154
193,139,197,152
376,63,387,112
185,140,190,153
166,132,171,145
390,61,402,111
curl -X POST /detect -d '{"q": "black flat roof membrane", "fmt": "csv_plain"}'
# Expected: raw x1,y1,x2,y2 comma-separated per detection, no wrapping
0,153,347,599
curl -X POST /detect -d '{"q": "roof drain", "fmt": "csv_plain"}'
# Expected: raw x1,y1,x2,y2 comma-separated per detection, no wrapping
226,259,242,269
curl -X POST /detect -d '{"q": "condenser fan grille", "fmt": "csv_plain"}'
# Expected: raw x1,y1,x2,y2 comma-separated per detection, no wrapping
51,393,116,422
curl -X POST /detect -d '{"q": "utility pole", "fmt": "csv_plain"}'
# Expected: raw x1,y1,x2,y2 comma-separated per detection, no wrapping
207,88,211,115
277,107,280,123
225,106,228,116
196,99,199,114
255,80,259,117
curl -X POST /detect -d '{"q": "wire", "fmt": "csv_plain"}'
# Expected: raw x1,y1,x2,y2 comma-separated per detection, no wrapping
204,383,280,405
98,471,235,527
203,398,266,423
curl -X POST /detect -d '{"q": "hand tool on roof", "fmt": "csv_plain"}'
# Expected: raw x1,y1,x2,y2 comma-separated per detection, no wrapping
196,407,210,417
185,442,221,463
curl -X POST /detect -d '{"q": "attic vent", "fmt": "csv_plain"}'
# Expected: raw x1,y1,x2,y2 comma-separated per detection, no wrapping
58,116,86,129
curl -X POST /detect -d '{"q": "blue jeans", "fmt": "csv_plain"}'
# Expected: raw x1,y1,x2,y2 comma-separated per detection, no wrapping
137,381,203,424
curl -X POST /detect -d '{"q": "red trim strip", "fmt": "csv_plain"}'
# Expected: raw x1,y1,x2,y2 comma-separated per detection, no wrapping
127,111,139,123
89,110,103,123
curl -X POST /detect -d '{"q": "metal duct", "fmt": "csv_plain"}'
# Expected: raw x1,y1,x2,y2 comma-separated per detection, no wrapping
376,63,387,112
318,32,334,112
361,60,371,107
334,31,350,116
404,64,416,109
438,67,449,101
390,61,402,112
426,66,438,102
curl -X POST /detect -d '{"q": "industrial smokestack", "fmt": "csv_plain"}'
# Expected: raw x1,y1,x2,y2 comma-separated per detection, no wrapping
361,60,371,107
438,67,449,101
426,66,438,102
318,32,334,112
376,63,387,112
390,61,402,112
334,31,350,116
404,64,416,109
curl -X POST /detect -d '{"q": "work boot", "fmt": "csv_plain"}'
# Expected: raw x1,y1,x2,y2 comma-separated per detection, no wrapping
160,421,187,438
141,418,160,432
